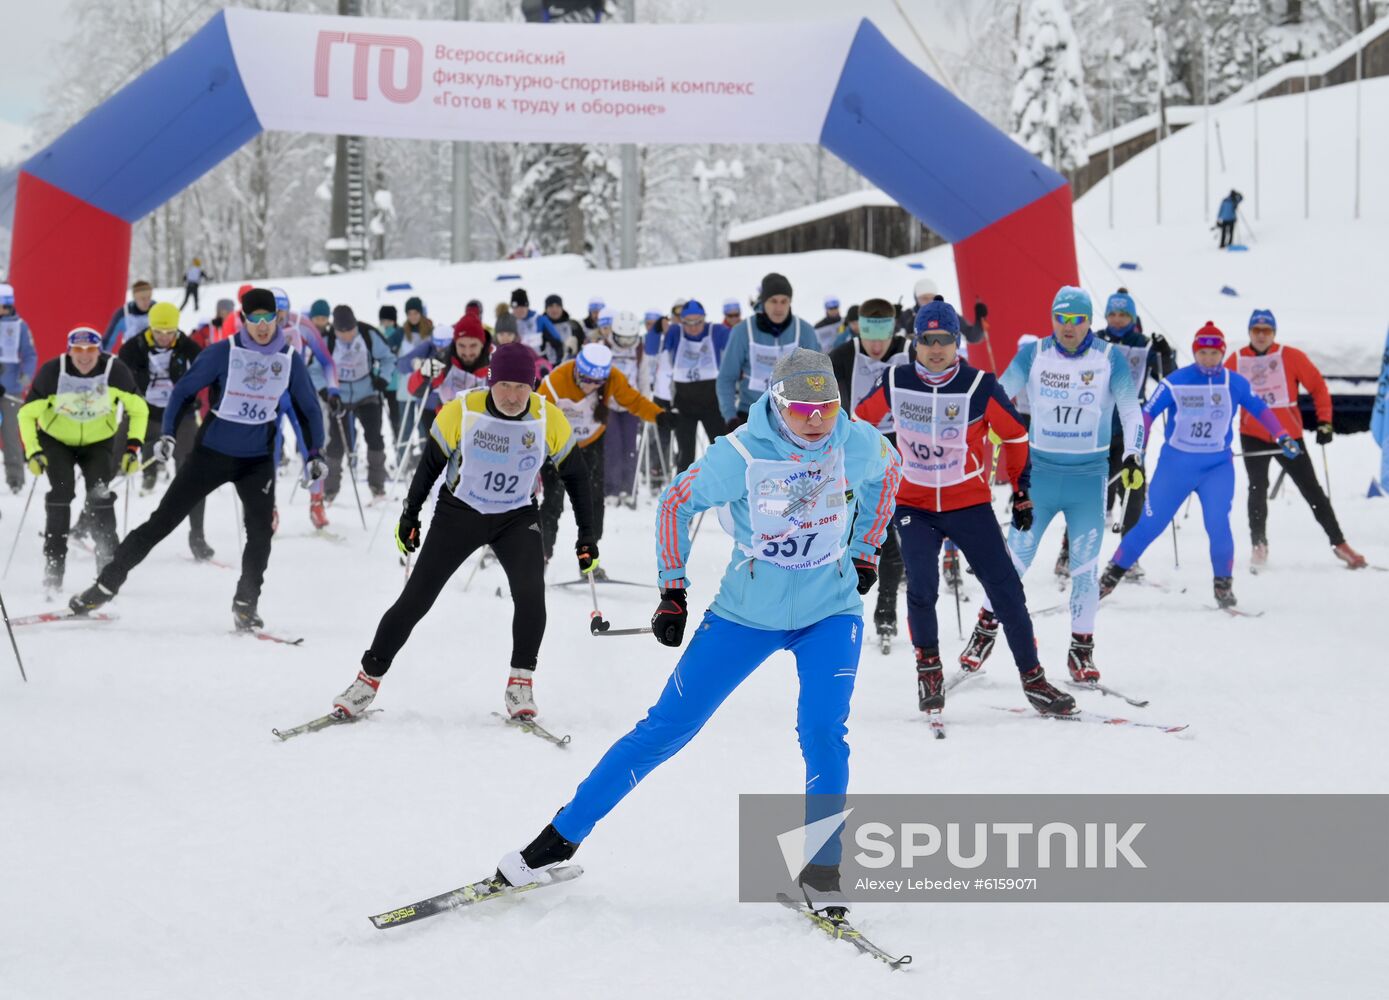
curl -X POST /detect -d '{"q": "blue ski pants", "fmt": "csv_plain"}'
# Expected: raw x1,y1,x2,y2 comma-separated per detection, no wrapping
553,611,863,865
982,463,1106,633
1114,445,1235,577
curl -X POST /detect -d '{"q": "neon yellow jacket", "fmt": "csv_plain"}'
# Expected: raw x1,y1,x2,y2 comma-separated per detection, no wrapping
19,354,150,454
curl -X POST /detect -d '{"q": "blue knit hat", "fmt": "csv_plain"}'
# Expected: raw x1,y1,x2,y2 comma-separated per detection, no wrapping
1052,286,1093,318
681,299,706,318
914,298,961,341
644,310,661,322
1248,308,1277,330
575,343,613,381
309,298,331,319
824,295,840,309
1105,290,1136,318
722,298,741,315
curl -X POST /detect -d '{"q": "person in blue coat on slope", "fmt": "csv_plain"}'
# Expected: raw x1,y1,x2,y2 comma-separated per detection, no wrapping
1099,321,1298,610
493,347,901,919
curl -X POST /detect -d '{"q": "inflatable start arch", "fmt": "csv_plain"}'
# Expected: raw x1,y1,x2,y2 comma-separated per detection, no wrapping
10,9,1078,368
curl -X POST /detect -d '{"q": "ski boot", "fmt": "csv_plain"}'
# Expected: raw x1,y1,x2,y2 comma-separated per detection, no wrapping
874,613,897,655
1054,538,1070,581
1098,562,1126,599
1332,542,1367,570
189,533,216,563
43,554,65,596
799,862,848,920
232,598,264,632
505,666,538,718
497,823,579,887
916,647,944,713
334,667,382,718
69,581,115,616
1213,577,1237,609
1067,633,1099,683
309,494,329,530
941,549,962,592
1020,666,1077,715
1250,542,1268,573
1125,559,1145,582
959,608,999,672
589,565,610,583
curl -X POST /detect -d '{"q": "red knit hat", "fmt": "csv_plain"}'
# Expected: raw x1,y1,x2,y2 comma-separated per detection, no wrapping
1192,321,1226,353
453,314,486,342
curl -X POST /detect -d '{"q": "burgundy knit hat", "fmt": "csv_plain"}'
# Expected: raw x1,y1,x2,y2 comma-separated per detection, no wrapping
488,342,535,386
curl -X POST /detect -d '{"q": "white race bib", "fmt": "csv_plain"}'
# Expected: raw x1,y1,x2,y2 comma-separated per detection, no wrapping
890,367,983,488
333,334,370,383
674,333,719,384
146,349,175,408
545,375,601,441
1027,340,1113,454
55,369,111,423
747,336,797,393
850,349,908,432
216,345,293,425
1114,342,1151,397
438,364,486,403
1236,353,1291,408
1169,374,1232,454
452,404,546,514
727,433,848,571
0,318,22,365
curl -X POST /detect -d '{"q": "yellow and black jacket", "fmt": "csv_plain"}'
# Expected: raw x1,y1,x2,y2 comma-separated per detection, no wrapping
405,387,594,538
20,354,150,454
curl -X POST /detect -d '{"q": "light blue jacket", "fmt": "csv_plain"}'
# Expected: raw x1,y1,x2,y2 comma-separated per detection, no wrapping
308,325,396,406
715,312,820,420
1000,333,1142,473
655,392,902,631
0,315,38,395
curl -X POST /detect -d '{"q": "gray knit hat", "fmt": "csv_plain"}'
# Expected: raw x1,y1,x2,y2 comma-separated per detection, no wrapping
770,347,838,403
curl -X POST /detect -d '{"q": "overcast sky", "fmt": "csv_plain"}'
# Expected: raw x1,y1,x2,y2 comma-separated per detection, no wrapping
0,0,965,155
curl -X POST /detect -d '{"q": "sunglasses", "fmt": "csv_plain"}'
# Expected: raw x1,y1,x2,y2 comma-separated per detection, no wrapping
1054,312,1089,327
1249,325,1275,335
772,390,840,421
681,316,705,326
917,332,956,348
246,311,278,325
69,343,100,352
578,376,606,387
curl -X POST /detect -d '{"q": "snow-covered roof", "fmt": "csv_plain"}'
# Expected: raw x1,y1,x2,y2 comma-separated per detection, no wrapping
727,187,899,243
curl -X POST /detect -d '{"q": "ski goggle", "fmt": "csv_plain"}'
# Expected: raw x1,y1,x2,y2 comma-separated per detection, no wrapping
771,389,840,421
1193,335,1226,351
1053,311,1090,327
612,334,641,348
245,311,277,326
66,327,102,349
917,331,956,348
1249,324,1275,336
858,316,895,341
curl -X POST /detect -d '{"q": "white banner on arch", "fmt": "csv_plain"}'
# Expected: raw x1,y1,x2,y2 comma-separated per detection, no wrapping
225,9,857,144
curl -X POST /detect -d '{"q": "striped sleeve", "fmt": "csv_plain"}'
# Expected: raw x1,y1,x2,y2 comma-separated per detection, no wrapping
848,427,902,566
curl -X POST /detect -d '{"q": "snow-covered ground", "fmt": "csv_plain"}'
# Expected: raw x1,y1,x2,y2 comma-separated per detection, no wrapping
7,55,1387,1000
2,422,1384,997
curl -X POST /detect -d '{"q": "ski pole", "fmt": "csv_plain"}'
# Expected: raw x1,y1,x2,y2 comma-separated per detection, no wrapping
3,477,39,580
1269,467,1288,501
591,624,654,637
232,488,243,548
587,569,610,633
335,411,368,529
122,475,131,535
0,587,27,682
952,554,963,640
1320,443,1332,495
1232,448,1288,459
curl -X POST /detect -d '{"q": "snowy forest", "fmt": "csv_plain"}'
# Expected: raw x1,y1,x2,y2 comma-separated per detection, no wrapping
14,0,1384,285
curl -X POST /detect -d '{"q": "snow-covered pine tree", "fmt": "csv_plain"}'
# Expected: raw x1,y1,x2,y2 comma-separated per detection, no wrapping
1011,0,1095,172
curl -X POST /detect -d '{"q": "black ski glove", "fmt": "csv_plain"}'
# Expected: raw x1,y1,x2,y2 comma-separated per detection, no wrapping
725,412,748,432
1011,489,1034,532
576,537,600,576
1316,423,1334,445
652,588,688,647
973,301,988,322
853,559,877,595
371,373,390,392
655,410,679,432
396,510,422,554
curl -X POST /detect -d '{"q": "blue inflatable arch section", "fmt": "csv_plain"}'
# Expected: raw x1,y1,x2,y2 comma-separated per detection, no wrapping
10,11,1078,365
